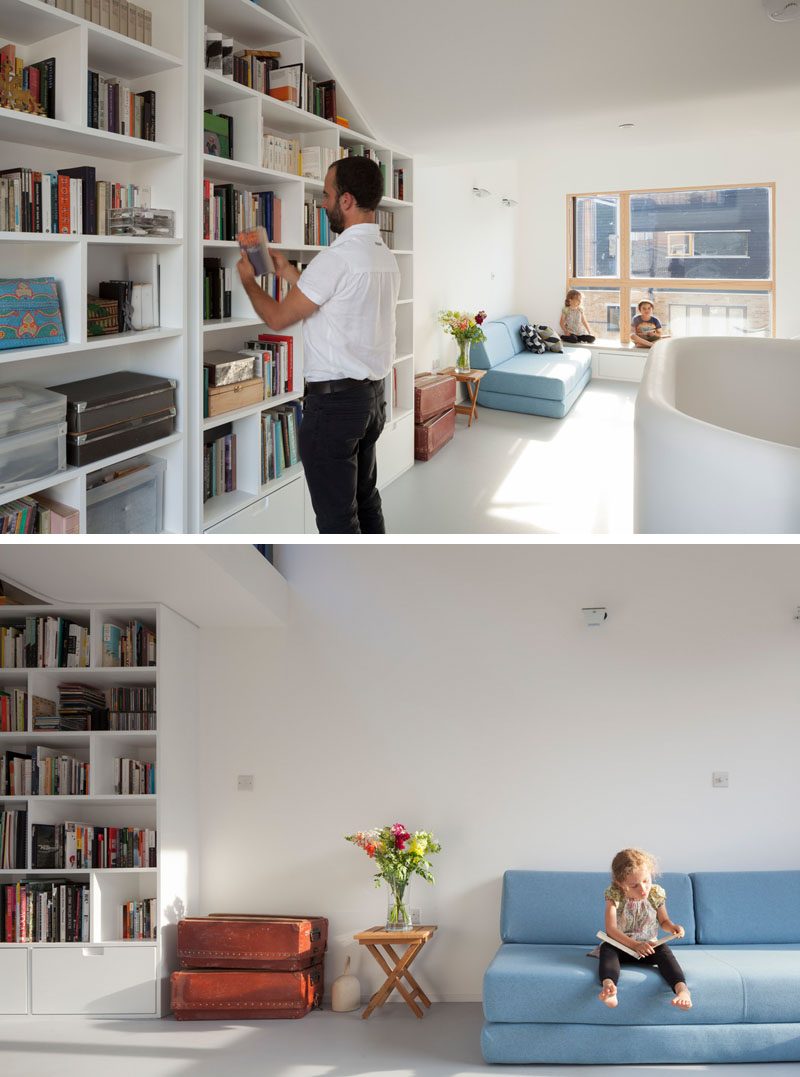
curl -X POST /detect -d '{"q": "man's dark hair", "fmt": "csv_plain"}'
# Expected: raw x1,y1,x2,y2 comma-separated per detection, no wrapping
329,157,383,211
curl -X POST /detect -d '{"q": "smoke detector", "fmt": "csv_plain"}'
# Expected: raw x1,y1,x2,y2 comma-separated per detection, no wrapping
763,0,800,20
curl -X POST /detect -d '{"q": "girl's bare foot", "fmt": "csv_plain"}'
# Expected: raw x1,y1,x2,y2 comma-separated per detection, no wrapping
672,984,692,1009
599,980,618,1007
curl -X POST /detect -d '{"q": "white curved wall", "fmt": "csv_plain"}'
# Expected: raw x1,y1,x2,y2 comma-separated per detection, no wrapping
634,336,800,533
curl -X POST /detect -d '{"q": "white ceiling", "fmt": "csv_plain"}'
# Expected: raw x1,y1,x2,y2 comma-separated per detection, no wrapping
0,545,288,628
291,0,800,157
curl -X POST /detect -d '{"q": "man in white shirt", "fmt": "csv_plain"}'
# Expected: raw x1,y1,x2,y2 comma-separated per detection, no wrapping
236,157,400,534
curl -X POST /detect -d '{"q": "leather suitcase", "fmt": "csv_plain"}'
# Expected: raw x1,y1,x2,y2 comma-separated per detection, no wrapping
170,961,324,1020
414,373,455,424
415,406,455,461
178,914,327,971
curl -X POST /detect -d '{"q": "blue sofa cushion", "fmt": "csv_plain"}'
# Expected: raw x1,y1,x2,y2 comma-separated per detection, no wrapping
691,871,800,944
702,945,800,1023
501,870,696,945
483,943,745,1025
481,348,591,402
470,320,518,369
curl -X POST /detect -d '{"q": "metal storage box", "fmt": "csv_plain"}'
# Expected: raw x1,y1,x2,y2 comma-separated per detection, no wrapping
0,421,67,491
86,454,166,534
0,384,67,438
204,351,258,386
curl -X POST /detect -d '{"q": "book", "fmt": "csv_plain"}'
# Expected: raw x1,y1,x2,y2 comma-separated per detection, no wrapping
269,63,302,107
238,226,274,276
204,110,233,159
596,930,680,959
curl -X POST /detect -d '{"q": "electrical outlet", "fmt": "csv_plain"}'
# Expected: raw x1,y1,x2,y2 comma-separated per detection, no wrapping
712,771,729,789
237,774,254,792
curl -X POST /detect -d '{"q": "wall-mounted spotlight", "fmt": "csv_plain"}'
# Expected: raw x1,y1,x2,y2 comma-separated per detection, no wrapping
582,607,608,627
763,0,800,20
794,607,800,620
472,186,491,198
500,197,518,208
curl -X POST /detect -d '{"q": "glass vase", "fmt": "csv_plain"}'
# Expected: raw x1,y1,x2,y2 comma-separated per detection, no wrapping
455,338,471,372
385,878,413,931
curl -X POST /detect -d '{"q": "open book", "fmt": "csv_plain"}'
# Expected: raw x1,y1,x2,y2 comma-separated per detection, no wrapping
596,930,680,959
238,226,275,276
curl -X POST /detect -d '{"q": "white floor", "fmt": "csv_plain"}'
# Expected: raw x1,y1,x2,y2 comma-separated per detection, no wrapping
381,381,638,534
2,1005,799,1077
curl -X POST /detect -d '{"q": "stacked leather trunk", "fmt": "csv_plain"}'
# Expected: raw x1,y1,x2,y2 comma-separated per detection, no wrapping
414,373,456,461
171,914,327,1020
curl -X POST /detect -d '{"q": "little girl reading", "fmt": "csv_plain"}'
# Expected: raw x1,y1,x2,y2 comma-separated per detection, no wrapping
597,848,692,1010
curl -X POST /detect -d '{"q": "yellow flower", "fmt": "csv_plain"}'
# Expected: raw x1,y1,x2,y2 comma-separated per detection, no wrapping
408,835,427,856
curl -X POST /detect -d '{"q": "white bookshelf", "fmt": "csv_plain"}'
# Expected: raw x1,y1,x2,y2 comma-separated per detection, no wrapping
0,0,189,534
0,0,413,533
0,602,199,1016
190,0,414,533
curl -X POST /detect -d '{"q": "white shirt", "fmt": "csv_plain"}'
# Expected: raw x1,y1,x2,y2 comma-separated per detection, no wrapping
296,223,400,382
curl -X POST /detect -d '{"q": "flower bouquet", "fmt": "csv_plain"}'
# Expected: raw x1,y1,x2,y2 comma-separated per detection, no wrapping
438,309,487,371
346,823,442,930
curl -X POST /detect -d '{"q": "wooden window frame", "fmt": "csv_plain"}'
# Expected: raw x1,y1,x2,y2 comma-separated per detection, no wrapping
566,182,776,343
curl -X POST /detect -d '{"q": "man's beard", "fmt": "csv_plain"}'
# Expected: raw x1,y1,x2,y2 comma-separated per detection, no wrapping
327,199,344,234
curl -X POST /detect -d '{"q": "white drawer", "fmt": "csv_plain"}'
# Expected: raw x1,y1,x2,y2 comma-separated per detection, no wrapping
206,476,305,534
31,945,157,1015
378,412,413,489
0,947,28,1013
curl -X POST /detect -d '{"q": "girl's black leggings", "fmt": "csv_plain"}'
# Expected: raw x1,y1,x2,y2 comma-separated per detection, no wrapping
599,941,686,991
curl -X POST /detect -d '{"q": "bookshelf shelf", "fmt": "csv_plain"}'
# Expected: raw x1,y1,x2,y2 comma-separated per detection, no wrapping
85,26,182,80
202,152,301,187
203,0,307,47
203,316,264,334
0,601,200,1015
203,388,302,432
201,487,257,530
0,108,182,160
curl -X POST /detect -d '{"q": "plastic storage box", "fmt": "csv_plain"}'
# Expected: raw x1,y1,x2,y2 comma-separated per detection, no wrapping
0,384,68,490
86,454,166,534
107,208,175,238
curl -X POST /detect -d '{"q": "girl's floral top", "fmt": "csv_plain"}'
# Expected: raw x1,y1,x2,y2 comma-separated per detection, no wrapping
604,883,666,941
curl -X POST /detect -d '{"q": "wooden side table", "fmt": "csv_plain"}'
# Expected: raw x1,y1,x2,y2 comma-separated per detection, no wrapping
353,924,437,1019
437,367,487,427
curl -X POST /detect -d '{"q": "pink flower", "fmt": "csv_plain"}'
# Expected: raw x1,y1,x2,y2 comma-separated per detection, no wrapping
390,823,407,836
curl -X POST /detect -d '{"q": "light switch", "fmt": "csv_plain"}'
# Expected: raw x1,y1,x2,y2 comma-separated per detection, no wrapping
237,774,254,792
712,772,729,788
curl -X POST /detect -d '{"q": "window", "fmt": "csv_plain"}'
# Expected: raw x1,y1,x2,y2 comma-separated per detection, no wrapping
568,184,775,342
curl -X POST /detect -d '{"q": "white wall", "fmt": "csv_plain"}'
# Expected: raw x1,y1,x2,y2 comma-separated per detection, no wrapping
413,158,519,371
515,130,800,339
197,544,800,1002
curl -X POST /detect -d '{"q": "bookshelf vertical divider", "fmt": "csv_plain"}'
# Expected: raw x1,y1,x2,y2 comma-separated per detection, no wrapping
0,601,200,1016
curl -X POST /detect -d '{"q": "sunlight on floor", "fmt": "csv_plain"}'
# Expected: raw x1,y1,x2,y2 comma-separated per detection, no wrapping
487,388,635,533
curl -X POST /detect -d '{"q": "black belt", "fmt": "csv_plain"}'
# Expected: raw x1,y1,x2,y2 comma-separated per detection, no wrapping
304,378,379,395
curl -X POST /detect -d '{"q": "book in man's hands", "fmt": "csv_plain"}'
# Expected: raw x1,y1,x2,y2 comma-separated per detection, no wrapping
596,930,680,959
238,226,275,276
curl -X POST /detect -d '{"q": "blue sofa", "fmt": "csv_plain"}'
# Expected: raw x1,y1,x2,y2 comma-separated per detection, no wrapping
482,869,800,1064
470,315,592,418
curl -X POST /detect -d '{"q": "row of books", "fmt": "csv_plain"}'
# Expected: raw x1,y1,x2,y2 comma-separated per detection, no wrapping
0,163,152,236
0,689,26,733
203,257,232,321
101,620,157,668
0,492,79,534
304,198,331,247
114,756,155,795
301,144,345,182
263,132,301,176
43,0,154,46
29,680,155,732
242,334,295,399
0,808,26,869
202,181,282,244
121,897,156,940
205,34,279,89
261,405,301,485
203,428,237,502
1,746,89,797
32,822,157,869
50,682,107,731
2,880,89,944
0,618,90,670
88,72,157,142
0,44,56,119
